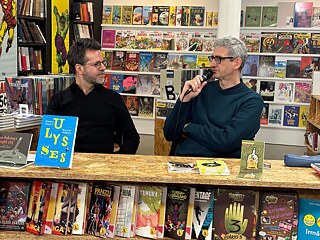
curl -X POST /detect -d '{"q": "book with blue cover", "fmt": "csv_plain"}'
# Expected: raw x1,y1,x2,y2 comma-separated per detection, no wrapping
35,115,78,168
297,198,320,240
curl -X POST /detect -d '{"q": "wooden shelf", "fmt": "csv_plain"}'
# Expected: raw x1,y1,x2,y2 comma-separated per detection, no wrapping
0,153,319,190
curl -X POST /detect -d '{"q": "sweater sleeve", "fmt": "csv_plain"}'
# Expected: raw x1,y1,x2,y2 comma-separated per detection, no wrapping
115,96,140,154
184,96,264,153
163,99,191,141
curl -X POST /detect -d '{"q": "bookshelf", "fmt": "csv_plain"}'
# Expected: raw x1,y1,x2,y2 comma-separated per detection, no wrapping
69,0,102,43
100,0,218,134
305,95,320,155
240,0,320,147
17,0,51,75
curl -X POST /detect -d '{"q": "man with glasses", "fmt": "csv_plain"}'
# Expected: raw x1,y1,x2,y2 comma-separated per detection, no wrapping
46,38,140,154
164,37,264,158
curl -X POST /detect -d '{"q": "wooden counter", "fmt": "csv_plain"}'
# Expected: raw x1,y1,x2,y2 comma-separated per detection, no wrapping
0,153,319,190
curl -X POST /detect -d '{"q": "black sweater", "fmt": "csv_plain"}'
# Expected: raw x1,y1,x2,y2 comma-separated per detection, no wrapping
46,83,140,154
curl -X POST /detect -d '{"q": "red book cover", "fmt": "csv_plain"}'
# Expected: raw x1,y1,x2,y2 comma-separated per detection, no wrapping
101,29,116,48
125,52,139,71
294,2,313,27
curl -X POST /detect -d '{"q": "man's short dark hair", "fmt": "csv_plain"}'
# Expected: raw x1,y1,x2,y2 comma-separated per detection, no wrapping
68,38,101,73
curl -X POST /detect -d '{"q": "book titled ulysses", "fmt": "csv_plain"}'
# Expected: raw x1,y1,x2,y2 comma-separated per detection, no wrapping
35,115,78,168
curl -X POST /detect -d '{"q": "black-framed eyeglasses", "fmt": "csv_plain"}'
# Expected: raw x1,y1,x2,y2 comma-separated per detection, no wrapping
83,60,108,69
208,55,234,64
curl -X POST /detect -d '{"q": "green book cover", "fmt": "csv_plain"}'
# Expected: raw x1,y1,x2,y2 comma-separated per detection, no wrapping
237,140,265,180
261,6,278,27
245,6,262,27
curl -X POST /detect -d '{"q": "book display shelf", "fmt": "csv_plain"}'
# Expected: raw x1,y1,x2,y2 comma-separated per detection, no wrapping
0,153,319,238
17,0,50,75
305,95,320,155
100,0,218,134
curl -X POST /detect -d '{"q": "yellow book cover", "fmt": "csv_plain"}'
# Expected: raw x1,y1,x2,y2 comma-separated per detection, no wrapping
196,55,210,68
206,11,213,27
185,187,195,239
196,160,230,175
169,6,176,26
212,11,218,27
157,186,168,238
44,182,58,234
299,105,309,128
121,5,133,25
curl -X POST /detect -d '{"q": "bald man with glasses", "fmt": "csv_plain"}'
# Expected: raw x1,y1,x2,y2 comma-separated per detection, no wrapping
164,37,264,158
46,38,140,154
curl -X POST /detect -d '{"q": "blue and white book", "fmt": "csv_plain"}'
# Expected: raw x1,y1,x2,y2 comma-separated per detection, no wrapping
298,198,320,240
35,115,78,168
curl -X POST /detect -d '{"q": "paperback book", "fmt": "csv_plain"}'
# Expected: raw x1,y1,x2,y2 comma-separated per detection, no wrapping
35,115,78,169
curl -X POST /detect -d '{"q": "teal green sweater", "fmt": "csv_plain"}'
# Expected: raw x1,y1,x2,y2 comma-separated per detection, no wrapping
164,80,264,158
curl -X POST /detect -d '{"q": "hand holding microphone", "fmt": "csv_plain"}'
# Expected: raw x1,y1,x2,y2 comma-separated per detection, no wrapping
180,69,214,102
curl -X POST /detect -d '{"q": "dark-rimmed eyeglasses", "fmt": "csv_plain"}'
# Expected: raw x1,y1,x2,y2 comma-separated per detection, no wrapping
83,60,108,69
208,55,234,64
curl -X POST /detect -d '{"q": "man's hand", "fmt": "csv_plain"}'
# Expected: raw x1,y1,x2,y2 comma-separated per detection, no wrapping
179,75,207,102
224,202,248,235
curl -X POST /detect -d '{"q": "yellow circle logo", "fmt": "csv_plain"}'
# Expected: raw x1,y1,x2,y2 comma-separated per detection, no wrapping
202,229,208,237
122,226,128,233
304,214,315,226
177,229,184,236
317,217,320,227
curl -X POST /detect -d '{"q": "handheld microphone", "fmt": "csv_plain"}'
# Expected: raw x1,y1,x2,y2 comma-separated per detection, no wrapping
183,69,214,97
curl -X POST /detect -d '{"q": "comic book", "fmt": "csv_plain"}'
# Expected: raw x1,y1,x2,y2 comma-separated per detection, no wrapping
151,75,161,96
116,30,136,50
175,32,189,51
188,32,203,52
168,54,184,70
138,97,154,117
122,75,137,94
202,32,216,53
44,182,58,234
121,5,132,25
283,106,300,127
115,185,137,238
311,33,320,54
261,6,278,27
148,31,163,50
206,12,213,27
169,6,176,26
142,6,153,25
157,6,169,26
154,52,168,72
102,5,112,24
164,186,191,240
189,6,205,26
124,96,139,116
275,82,294,103
258,192,298,239
297,198,320,240
138,52,154,72
191,187,215,240
268,104,283,126
72,182,89,235
292,33,311,54
136,74,152,95
294,2,313,28
183,54,198,69
181,6,190,26
0,180,31,230
125,52,139,72
135,185,163,239
86,183,114,238
102,51,112,70
101,29,116,49
240,31,260,53
111,51,126,71
110,74,123,93
298,105,309,128
132,6,143,25
276,32,294,53
274,59,287,78
286,59,301,78
300,56,320,79
245,6,262,27
260,32,277,53
51,182,73,235
26,180,52,235
5,77,34,114
111,5,121,24
294,82,312,104
242,55,259,77
260,103,269,125
214,189,259,240
162,32,175,51
259,81,275,102
258,56,275,77
156,99,175,119
135,31,149,50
